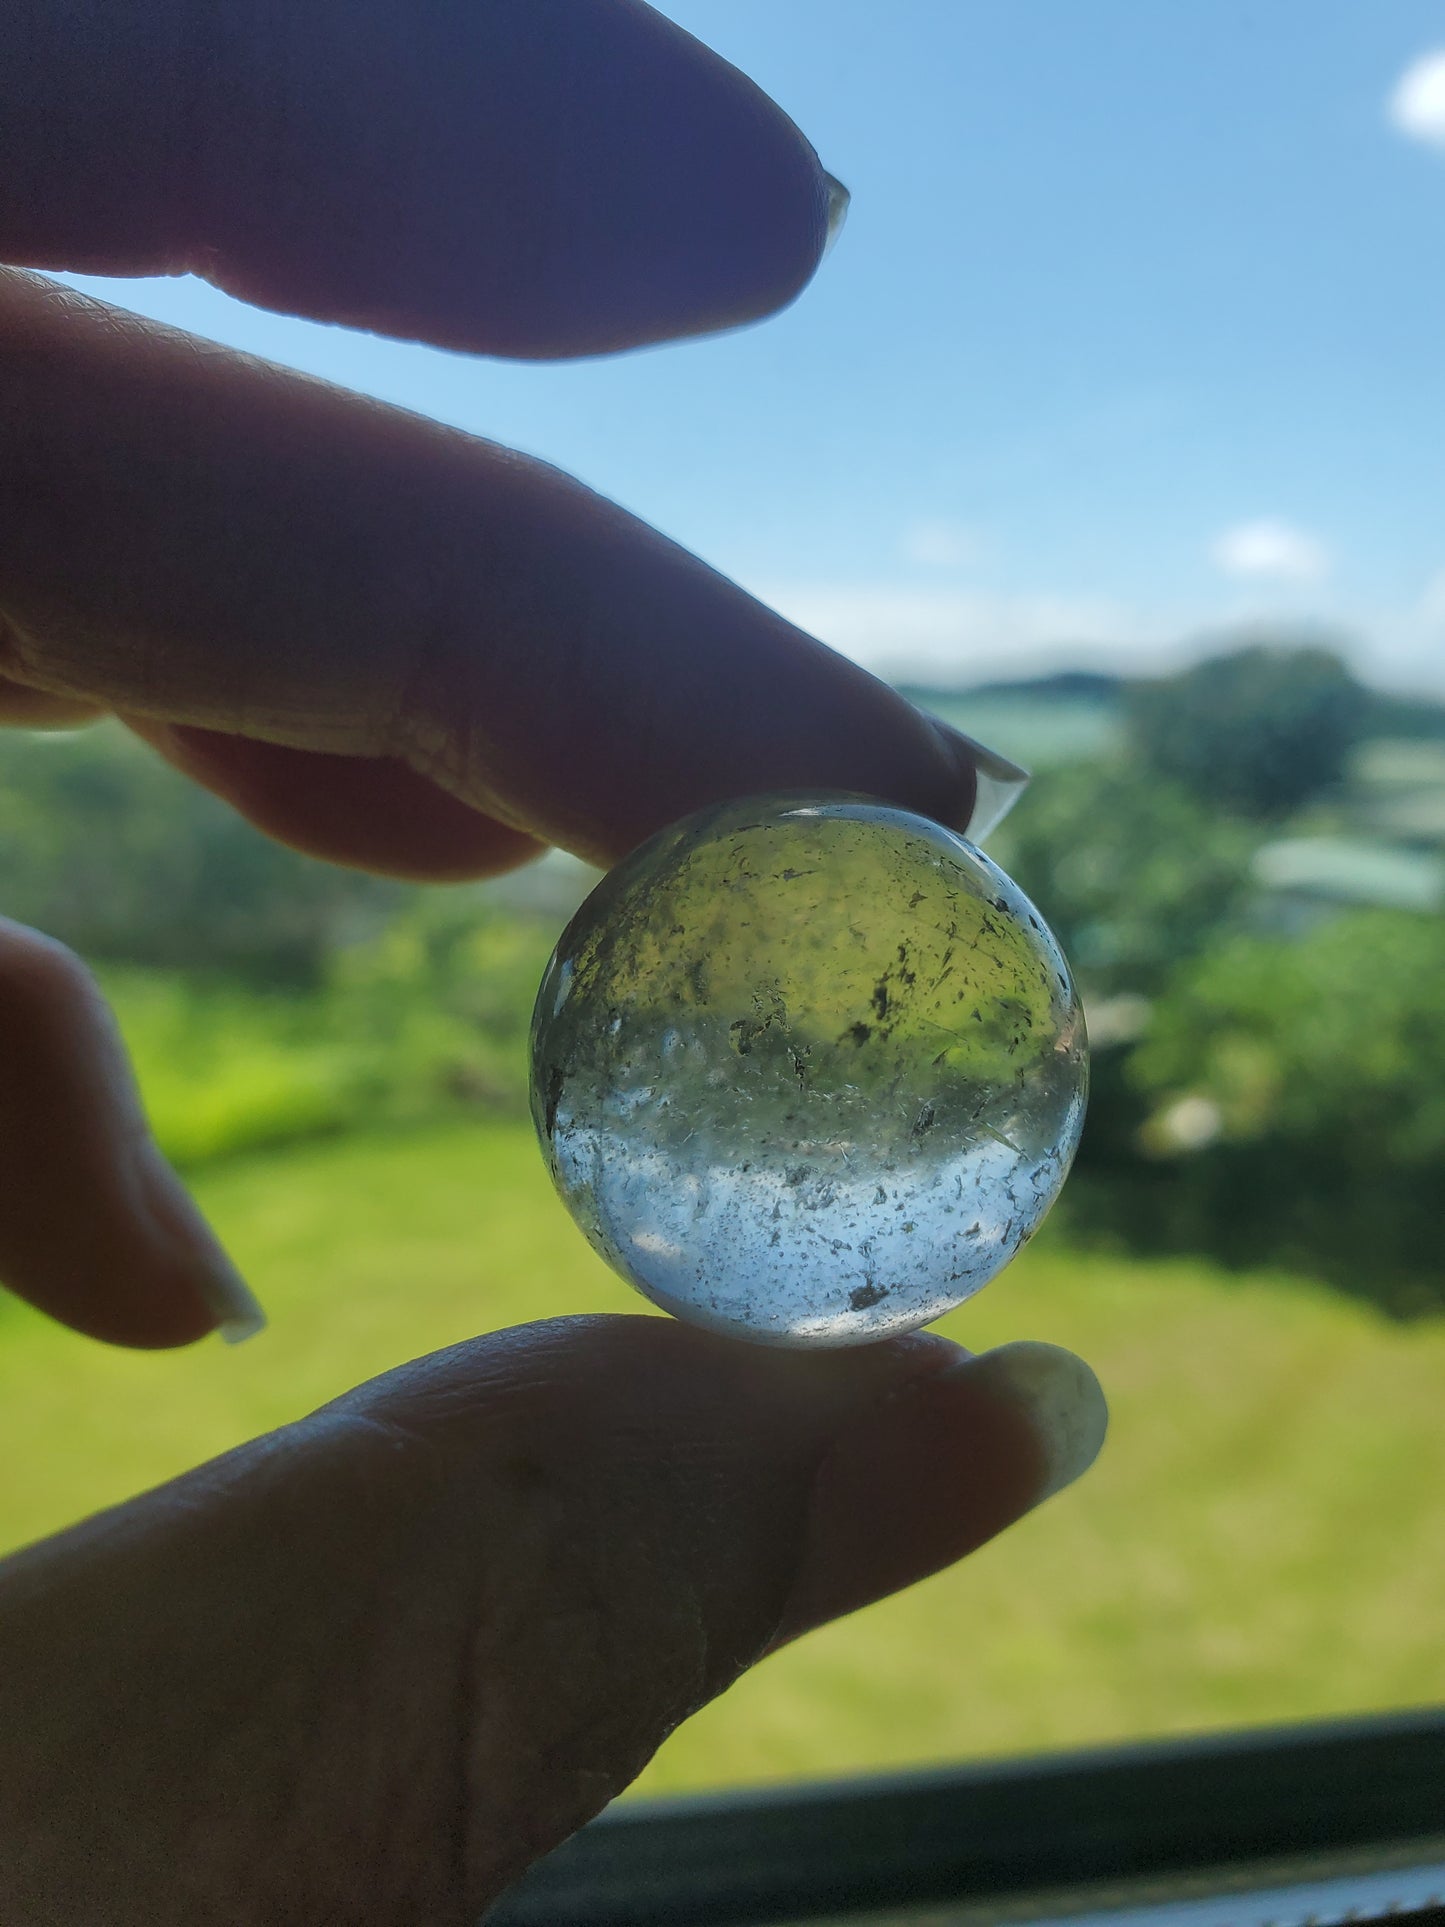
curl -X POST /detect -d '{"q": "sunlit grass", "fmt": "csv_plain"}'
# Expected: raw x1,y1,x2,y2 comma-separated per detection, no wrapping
3,1121,1442,1792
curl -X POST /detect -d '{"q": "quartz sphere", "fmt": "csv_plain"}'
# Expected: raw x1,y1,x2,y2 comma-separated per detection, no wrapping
530,795,1087,1348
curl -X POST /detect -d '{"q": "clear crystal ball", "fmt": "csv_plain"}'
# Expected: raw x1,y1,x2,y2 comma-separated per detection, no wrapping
530,795,1087,1347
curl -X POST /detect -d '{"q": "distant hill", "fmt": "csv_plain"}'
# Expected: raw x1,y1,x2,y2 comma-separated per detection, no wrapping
897,670,1122,709
895,676,1123,771
892,664,1445,791
897,668,1445,741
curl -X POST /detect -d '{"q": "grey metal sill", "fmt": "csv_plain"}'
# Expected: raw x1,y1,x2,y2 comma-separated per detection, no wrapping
487,1707,1445,1927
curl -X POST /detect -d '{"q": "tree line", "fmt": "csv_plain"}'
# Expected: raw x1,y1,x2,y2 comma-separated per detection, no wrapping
2,639,1442,1315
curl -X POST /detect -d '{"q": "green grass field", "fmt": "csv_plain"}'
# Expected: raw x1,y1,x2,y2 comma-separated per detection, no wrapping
3,1121,1442,1796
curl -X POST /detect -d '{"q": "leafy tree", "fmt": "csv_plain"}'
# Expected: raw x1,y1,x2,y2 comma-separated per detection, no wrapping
1133,909,1445,1163
99,892,560,1167
989,761,1258,995
1118,910,1445,1315
1126,641,1364,819
0,722,400,982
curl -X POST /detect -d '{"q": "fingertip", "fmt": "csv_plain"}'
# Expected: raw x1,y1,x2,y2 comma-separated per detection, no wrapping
935,723,1031,842
451,5,836,356
0,917,240,1350
961,1342,1109,1504
188,0,839,359
133,1145,265,1347
776,1340,1106,1643
6,1139,234,1353
819,172,851,261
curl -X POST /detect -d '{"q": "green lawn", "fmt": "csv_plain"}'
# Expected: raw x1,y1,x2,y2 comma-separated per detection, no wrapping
3,1121,1443,1795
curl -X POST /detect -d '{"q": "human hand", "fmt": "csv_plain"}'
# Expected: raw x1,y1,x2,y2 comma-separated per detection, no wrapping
1,1318,1104,1923
0,0,1025,1351
0,4,1103,1918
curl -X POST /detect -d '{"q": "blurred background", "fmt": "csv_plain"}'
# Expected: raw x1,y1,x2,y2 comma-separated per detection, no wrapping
3,0,1444,1794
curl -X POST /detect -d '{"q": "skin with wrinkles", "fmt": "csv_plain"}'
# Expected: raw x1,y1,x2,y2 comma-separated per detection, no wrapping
0,3,1105,1918
0,1319,1052,1923
0,270,978,874
0,0,828,355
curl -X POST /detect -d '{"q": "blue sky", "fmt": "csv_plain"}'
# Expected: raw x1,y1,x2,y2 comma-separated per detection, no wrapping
64,0,1445,693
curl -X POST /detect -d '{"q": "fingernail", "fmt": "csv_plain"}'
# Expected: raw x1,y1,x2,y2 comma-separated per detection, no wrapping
961,1341,1108,1502
938,724,1031,841
196,1254,268,1346
777,1338,1104,1642
821,171,851,259
137,1147,267,1344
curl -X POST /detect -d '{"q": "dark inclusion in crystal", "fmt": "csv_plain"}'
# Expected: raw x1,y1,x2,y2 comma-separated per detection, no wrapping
530,795,1088,1348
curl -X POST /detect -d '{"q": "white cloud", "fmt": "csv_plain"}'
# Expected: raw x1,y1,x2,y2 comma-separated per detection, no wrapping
1210,519,1331,584
754,581,1169,684
745,576,1445,699
1389,50,1445,150
898,519,983,568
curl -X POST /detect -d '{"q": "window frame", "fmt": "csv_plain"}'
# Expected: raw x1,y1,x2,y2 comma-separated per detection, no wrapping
490,1707,1445,1926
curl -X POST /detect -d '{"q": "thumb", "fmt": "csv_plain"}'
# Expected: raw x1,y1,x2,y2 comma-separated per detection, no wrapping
0,1315,1105,1926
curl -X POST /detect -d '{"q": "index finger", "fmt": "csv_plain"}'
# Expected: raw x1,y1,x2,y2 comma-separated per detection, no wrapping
1,0,837,357
0,272,1021,873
